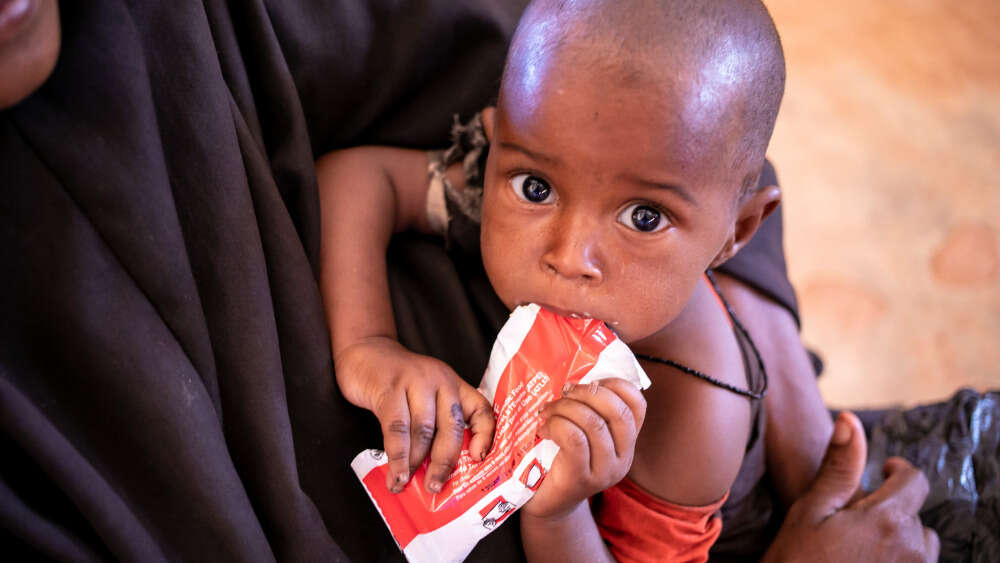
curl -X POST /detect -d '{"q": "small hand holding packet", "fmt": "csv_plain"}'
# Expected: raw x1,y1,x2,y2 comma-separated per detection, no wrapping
351,304,651,562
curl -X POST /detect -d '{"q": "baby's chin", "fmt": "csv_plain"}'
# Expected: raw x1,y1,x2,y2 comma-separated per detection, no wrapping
603,322,650,345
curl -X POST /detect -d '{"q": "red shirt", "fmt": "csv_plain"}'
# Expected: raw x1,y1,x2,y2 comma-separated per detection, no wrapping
595,477,728,563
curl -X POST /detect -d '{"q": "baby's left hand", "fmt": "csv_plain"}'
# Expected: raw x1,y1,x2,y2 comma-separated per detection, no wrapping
522,379,647,521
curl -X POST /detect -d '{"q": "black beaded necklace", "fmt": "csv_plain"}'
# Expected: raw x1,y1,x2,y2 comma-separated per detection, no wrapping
634,270,768,401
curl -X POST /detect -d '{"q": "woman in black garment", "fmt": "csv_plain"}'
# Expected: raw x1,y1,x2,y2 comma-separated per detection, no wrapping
0,1,937,561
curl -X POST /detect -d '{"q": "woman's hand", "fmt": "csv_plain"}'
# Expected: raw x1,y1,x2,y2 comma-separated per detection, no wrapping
763,411,939,562
334,336,495,494
522,378,647,521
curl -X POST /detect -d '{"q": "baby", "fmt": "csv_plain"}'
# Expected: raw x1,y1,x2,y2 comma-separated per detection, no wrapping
317,0,827,560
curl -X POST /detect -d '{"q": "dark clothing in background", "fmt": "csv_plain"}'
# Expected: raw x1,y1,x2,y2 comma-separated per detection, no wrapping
3,1,995,562
860,390,1000,563
715,162,799,326
2,1,527,561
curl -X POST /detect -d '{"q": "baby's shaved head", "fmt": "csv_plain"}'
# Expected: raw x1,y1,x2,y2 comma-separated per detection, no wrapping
501,0,785,191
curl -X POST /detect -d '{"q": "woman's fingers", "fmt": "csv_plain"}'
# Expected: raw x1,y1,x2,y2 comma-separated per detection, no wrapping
853,457,930,515
801,411,867,520
923,526,940,563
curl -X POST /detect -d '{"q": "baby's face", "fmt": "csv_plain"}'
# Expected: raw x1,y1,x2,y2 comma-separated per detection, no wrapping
481,58,747,343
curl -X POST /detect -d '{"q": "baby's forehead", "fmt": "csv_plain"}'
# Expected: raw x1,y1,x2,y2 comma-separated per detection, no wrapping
512,16,742,124
501,37,744,159
493,78,751,204
502,0,785,168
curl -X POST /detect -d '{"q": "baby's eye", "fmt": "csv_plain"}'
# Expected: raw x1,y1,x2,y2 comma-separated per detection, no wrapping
510,174,555,204
618,204,668,233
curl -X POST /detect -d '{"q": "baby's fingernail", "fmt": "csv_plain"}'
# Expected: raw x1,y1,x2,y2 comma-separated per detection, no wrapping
391,472,408,492
562,382,575,395
428,480,442,493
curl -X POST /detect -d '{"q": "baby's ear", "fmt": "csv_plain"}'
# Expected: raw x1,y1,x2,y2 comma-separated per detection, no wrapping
482,107,497,142
710,185,782,268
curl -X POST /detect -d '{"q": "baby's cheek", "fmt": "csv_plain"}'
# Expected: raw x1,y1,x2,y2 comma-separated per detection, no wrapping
613,307,673,344
613,271,687,342
479,224,518,308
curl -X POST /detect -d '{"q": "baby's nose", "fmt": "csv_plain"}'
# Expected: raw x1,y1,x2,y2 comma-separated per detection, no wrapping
540,215,603,284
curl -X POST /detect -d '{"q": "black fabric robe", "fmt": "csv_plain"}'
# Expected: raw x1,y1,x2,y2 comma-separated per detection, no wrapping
1,1,527,561
9,2,991,562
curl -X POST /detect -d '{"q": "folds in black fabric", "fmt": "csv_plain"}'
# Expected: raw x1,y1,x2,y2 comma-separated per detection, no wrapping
1,0,527,560
862,389,1000,563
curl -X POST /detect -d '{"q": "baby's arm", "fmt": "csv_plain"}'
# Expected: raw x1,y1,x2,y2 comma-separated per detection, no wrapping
519,369,748,563
712,274,832,505
316,148,493,494
519,380,647,563
521,280,751,562
521,282,751,561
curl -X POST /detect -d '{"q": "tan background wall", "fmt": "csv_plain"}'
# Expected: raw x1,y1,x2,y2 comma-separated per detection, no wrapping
765,0,1000,408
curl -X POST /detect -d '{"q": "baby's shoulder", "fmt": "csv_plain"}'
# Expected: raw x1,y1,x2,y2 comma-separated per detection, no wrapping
627,278,755,506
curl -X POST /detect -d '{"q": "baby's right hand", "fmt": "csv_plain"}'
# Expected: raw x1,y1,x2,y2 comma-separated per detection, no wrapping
335,336,495,494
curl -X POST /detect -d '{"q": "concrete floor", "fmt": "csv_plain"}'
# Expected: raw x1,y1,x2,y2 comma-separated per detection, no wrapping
765,0,1000,407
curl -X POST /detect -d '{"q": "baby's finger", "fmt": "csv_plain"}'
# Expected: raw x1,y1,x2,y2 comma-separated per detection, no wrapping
424,386,466,493
375,391,412,493
595,378,647,430
406,384,438,474
542,397,614,472
541,411,592,473
460,383,495,461
562,382,638,459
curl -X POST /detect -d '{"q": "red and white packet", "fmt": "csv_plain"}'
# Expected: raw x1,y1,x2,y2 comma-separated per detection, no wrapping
351,304,651,562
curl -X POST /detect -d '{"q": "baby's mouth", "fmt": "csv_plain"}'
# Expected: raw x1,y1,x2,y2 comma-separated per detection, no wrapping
534,302,591,319
529,302,623,337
